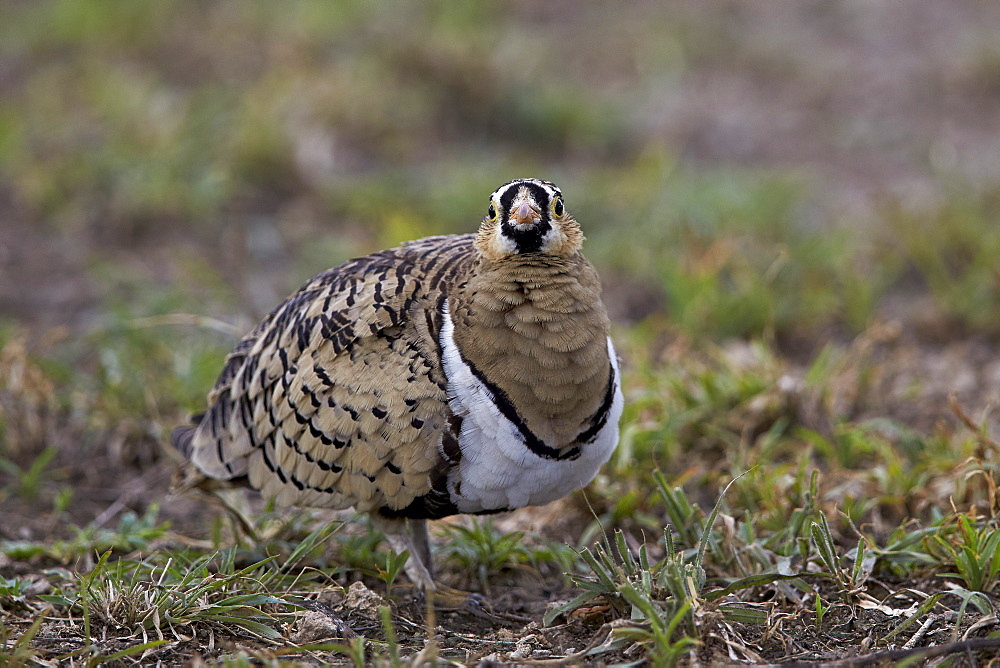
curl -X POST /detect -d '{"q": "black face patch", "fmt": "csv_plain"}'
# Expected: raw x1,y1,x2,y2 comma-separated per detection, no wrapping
497,181,554,254
500,220,551,254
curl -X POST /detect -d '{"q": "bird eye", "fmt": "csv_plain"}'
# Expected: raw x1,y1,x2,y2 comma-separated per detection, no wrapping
487,203,498,221
552,197,564,217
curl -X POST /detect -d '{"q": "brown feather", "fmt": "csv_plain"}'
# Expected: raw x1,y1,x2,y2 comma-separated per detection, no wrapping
175,235,474,512
174,184,614,518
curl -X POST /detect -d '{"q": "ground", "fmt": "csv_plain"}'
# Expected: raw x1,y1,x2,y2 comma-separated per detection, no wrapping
3,2,1000,665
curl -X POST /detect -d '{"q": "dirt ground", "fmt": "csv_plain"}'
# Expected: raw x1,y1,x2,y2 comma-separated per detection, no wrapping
4,2,1000,665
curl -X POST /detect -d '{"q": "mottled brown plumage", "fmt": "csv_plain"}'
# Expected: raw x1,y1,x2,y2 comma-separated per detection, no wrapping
173,179,623,590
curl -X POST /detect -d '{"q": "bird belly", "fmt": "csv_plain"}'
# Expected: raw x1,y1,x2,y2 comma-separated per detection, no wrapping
439,300,623,513
451,415,616,512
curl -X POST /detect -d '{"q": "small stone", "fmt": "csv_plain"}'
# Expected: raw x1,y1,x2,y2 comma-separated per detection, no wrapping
509,643,531,660
291,610,344,643
345,580,387,617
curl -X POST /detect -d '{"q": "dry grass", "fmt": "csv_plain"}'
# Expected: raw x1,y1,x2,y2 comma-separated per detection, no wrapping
4,2,1000,665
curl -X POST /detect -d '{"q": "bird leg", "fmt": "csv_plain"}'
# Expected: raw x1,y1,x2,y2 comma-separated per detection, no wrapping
372,516,495,612
373,516,436,591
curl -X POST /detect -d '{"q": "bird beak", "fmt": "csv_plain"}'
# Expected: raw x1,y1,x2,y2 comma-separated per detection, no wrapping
511,200,542,228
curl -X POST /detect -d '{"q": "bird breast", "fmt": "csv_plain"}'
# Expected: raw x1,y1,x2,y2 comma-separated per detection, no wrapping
437,254,623,513
448,254,613,445
439,299,623,512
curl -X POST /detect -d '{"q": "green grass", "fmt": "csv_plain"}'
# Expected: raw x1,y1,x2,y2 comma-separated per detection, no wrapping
3,1,1000,664
886,187,1000,334
3,200,999,664
5,306,1000,662
1,523,341,663
436,518,579,594
1,505,167,565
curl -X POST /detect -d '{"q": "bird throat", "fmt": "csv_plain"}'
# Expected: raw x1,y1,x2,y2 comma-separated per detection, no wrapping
448,254,611,447
500,220,551,254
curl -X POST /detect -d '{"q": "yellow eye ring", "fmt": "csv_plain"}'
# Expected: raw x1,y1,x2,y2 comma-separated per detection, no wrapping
552,196,565,217
487,203,498,221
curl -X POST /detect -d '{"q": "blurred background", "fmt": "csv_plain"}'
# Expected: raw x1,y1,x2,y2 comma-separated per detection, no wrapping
2,0,1000,531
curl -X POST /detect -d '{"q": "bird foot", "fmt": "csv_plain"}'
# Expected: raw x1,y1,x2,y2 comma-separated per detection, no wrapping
426,584,530,627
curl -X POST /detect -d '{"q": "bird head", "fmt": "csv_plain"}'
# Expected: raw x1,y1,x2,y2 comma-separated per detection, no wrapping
475,179,584,260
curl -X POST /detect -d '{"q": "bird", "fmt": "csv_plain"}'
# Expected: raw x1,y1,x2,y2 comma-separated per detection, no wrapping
172,178,624,593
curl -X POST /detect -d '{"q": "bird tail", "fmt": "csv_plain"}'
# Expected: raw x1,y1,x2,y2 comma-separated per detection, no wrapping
169,412,253,498
171,413,205,460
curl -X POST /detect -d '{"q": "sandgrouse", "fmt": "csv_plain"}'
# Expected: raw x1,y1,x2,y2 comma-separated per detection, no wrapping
173,178,624,590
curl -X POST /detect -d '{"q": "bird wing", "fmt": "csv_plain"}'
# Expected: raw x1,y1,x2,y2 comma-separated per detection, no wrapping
174,237,474,512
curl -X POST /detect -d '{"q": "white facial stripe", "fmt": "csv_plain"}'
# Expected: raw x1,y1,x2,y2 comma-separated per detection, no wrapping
539,225,563,253
490,179,561,205
493,228,520,254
